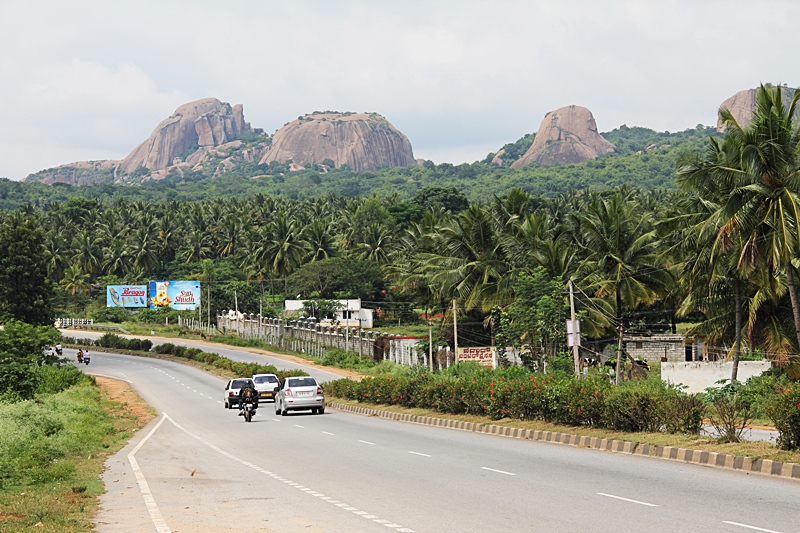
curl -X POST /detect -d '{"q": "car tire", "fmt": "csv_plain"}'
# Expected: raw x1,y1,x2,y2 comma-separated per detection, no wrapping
281,406,288,416
275,402,281,415
224,401,229,409
318,407,325,415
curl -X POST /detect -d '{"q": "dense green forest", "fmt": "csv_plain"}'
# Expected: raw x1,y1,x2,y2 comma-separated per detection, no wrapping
6,126,719,210
4,88,800,381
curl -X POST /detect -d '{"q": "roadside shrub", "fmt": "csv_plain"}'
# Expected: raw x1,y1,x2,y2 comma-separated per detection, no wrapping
662,391,705,434
703,381,756,443
765,386,800,450
604,382,666,432
34,364,87,395
94,333,152,352
91,307,131,323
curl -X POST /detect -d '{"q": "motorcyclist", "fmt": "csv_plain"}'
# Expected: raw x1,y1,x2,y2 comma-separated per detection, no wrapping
55,343,63,357
238,380,259,416
77,349,83,363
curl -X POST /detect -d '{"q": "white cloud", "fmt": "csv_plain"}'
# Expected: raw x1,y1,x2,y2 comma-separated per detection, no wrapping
3,0,800,179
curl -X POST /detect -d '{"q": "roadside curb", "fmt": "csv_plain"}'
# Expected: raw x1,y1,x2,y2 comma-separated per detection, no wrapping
329,402,800,481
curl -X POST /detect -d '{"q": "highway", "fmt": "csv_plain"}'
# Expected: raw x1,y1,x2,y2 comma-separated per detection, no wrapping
66,340,800,533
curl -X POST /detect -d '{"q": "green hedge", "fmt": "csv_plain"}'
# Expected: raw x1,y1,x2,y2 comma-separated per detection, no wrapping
765,386,800,450
153,342,307,381
325,365,704,435
94,333,153,352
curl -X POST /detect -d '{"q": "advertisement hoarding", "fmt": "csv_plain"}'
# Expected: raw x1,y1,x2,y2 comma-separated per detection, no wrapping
106,285,148,308
457,346,495,368
148,280,201,310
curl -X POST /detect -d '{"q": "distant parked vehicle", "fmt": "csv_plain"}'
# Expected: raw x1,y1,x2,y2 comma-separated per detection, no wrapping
275,376,325,416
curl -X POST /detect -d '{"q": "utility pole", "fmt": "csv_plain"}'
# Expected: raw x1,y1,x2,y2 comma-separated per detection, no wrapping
452,300,459,364
615,324,624,386
429,320,434,372
569,279,580,377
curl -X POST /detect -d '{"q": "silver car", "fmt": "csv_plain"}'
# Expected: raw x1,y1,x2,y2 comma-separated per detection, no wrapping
275,376,325,415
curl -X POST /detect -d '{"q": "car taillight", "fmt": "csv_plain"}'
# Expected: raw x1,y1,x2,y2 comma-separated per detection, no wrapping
317,386,323,395
284,389,292,397
229,391,234,397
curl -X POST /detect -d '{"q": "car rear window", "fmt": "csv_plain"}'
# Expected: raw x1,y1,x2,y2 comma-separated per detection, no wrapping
288,377,318,388
232,379,252,388
254,376,278,384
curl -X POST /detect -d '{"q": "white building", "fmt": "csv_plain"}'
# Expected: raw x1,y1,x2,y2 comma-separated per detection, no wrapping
283,298,374,328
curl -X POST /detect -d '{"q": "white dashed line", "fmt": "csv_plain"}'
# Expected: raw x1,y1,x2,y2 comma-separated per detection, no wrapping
294,425,304,428
322,431,335,435
164,417,418,530
481,467,516,476
723,521,783,533
408,451,430,457
359,440,375,445
597,493,658,507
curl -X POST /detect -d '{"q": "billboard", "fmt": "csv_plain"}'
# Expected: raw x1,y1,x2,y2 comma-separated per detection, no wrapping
106,285,148,308
457,346,495,368
149,280,201,310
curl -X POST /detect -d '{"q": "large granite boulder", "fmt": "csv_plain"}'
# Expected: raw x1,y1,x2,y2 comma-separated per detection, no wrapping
717,86,798,131
260,112,415,171
510,105,615,168
120,98,251,174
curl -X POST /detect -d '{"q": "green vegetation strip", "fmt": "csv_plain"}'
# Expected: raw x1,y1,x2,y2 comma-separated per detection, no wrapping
0,371,154,531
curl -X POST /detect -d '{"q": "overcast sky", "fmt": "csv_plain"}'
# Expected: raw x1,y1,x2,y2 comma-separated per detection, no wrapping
2,0,798,180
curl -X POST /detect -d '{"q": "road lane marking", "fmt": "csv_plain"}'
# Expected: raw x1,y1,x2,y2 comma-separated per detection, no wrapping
322,431,335,435
359,440,376,445
723,522,783,533
294,425,304,428
481,467,516,476
161,413,414,532
128,414,172,533
597,493,658,507
408,451,430,457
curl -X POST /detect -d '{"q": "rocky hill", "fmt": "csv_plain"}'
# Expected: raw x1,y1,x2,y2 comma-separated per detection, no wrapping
260,112,416,171
717,86,798,131
121,98,252,174
510,105,616,168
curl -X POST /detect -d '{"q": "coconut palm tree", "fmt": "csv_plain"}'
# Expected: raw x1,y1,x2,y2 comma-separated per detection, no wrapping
60,264,90,313
717,85,800,352
574,188,672,382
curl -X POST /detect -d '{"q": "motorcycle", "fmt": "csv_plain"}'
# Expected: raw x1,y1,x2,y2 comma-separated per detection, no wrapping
241,400,257,422
83,354,90,365
55,346,63,357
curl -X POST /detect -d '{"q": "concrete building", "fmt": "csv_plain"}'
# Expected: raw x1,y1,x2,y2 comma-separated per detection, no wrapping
623,334,707,363
284,298,374,328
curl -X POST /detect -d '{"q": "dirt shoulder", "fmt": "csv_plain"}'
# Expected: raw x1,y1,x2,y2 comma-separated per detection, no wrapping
95,375,156,426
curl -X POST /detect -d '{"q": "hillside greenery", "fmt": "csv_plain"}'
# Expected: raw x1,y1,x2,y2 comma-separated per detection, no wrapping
6,125,719,210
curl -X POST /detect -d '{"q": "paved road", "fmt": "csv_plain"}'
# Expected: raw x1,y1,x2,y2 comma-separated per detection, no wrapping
61,329,343,383
69,347,799,533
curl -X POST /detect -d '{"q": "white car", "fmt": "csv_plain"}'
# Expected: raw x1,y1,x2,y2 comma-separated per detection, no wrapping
275,376,325,415
252,373,280,402
223,378,256,409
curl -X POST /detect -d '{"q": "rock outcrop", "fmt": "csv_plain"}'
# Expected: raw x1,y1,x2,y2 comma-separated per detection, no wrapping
510,105,615,168
717,86,798,131
23,159,120,185
260,112,415,171
120,98,251,174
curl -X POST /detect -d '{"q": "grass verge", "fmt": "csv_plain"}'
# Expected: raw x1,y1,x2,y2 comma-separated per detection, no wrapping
0,375,155,531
